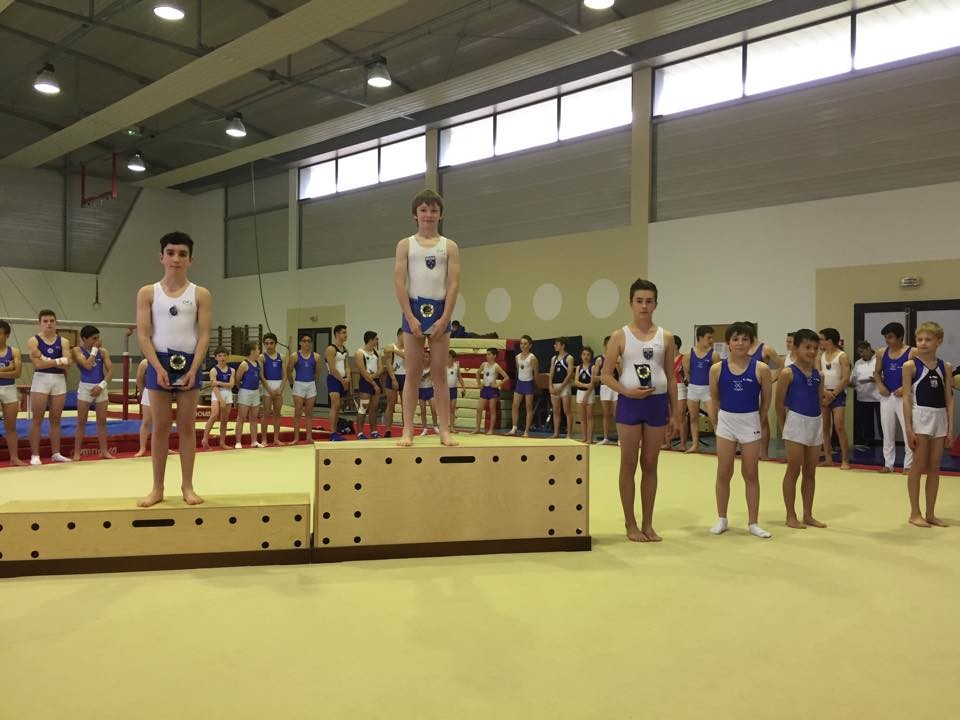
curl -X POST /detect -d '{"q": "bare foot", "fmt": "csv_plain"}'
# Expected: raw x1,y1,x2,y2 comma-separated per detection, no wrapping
625,524,646,542
11,457,27,466
879,466,892,474
909,515,931,528
926,515,948,527
641,527,662,542
550,433,559,439
71,452,82,461
486,429,495,435
201,439,210,450
470,428,481,434
840,462,851,470
786,517,807,529
523,432,530,438
440,432,459,447
133,448,147,458
820,459,834,467
272,441,282,447
396,433,414,447
505,428,517,436
99,451,116,460
182,488,204,505
138,490,164,507
684,446,699,454
803,517,827,528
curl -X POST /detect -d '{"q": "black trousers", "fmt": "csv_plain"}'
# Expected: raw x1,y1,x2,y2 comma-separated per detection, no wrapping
854,399,881,446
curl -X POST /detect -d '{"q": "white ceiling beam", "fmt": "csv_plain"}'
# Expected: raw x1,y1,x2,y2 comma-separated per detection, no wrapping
1,0,407,169
139,0,773,189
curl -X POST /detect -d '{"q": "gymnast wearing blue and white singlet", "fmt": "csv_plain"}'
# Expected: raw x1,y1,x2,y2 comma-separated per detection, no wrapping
212,364,234,405
145,281,202,391
77,345,108,405
515,350,535,396
909,357,949,438
237,356,261,407
327,342,349,396
781,364,823,447
402,235,450,335
615,326,669,427
714,356,763,445
291,347,318,400
261,347,284,396
686,346,713,402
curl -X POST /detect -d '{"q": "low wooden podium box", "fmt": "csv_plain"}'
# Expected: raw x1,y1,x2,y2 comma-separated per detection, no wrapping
313,437,590,562
0,493,310,577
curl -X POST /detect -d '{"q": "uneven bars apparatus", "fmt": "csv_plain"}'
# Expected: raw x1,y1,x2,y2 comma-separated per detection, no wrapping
4,317,137,420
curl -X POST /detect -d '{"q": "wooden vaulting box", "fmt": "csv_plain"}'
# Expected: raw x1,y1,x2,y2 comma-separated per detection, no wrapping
314,437,591,561
0,493,310,577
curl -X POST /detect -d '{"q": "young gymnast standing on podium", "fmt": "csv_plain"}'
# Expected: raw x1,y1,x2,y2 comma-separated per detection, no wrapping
394,189,461,447
137,231,211,507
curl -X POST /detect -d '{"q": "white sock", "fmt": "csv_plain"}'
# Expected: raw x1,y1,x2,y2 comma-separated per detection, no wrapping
709,518,729,535
749,523,772,539
234,442,242,449
51,453,71,463
30,455,41,466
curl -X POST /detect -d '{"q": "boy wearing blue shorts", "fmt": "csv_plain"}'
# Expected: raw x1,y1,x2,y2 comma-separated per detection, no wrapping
601,278,679,543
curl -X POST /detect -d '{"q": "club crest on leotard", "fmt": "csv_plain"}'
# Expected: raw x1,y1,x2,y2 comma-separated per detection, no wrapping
643,347,654,360
425,255,436,270
733,380,744,391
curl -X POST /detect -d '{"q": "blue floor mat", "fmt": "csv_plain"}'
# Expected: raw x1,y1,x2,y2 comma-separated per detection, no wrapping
0,418,143,438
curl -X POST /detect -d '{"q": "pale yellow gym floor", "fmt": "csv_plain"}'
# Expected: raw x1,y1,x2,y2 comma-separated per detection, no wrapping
1,438,958,719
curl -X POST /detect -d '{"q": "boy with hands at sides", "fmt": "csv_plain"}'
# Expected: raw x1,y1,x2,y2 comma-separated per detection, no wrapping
708,322,774,539
776,329,827,530
394,189,461,447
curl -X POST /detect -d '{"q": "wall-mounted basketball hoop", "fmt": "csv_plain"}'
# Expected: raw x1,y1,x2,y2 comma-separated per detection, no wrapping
80,153,118,208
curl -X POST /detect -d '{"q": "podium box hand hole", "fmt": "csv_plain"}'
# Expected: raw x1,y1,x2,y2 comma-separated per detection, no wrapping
322,537,330,545
322,512,331,519
576,478,583,485
492,455,499,462
415,457,422,464
261,515,270,523
548,454,555,462
548,529,555,536
31,523,40,531
576,454,583,461
353,536,362,544
548,505,555,512
439,456,475,464
132,518,175,528
576,504,583,511
323,484,331,491
31,550,39,558
548,478,555,486
520,455,527,462
229,516,237,524
195,518,204,526
323,459,331,466
294,540,302,548
354,458,362,466
294,514,303,522
67,522,76,530
576,528,583,535
354,511,362,518
354,483,362,491
385,457,393,465
103,521,112,529
261,541,270,549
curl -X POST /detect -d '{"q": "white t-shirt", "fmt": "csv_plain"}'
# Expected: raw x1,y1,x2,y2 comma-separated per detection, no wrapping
853,356,881,403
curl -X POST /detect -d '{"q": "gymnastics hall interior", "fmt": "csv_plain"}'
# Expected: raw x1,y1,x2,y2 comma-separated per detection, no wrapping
2,1,960,719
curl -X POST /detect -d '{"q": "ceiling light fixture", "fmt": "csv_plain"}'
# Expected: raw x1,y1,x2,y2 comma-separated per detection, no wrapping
583,0,615,9
153,2,185,21
366,56,392,88
225,113,247,138
127,152,147,173
33,64,60,95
